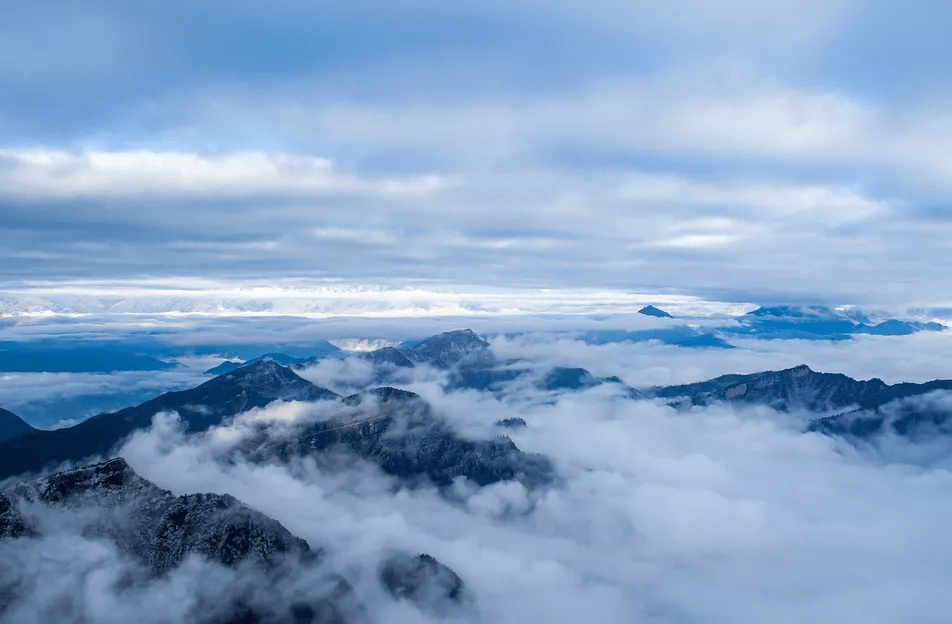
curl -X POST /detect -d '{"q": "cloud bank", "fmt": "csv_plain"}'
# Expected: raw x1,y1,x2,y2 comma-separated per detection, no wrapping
1,2,951,306
86,336,952,623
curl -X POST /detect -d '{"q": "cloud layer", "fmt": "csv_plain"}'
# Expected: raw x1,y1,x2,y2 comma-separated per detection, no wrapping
103,339,952,623
1,1,950,306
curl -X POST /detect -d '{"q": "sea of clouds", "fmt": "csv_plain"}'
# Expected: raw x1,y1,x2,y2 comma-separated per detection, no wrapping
4,328,952,622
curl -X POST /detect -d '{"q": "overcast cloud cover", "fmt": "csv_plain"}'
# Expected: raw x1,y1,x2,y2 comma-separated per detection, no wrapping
1,0,951,310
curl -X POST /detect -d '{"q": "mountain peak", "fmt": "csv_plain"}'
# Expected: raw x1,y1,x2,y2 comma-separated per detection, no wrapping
787,364,813,376
639,305,673,318
407,329,492,368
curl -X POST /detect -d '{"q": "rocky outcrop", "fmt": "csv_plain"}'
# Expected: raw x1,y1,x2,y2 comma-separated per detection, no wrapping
655,364,952,442
380,552,466,614
0,458,368,624
5,458,311,574
655,364,952,413
402,329,493,369
249,387,555,489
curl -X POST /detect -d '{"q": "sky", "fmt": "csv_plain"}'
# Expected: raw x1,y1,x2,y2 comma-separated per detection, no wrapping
2,0,951,312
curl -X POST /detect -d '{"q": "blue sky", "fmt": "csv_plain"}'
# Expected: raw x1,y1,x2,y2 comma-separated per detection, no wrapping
1,0,950,310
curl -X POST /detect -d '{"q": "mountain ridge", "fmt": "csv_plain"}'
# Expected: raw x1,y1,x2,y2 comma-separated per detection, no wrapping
0,407,35,444
0,360,339,481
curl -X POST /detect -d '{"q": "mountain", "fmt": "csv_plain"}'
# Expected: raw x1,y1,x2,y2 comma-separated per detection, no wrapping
0,360,338,480
655,364,952,443
638,305,673,318
380,552,466,615
580,327,734,349
809,392,952,440
205,352,325,375
655,364,952,414
246,386,555,489
402,329,493,369
0,458,371,623
358,346,414,368
2,458,312,572
447,363,527,392
723,306,945,340
0,407,34,444
0,360,554,492
539,367,619,391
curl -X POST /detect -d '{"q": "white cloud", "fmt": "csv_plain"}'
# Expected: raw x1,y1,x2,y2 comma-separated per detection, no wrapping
0,149,446,198
107,335,952,623
0,279,737,319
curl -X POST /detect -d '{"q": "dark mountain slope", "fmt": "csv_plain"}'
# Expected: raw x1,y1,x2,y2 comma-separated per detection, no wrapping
403,329,493,369
0,407,35,444
249,387,555,489
655,364,952,413
656,365,952,443
0,361,338,481
359,346,414,368
2,458,311,573
0,458,371,623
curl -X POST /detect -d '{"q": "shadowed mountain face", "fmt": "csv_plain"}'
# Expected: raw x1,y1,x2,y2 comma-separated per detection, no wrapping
0,408,34,444
248,387,555,489
2,458,312,573
655,364,952,441
1,459,470,623
380,552,466,615
0,360,554,492
358,346,414,368
0,361,339,481
724,306,945,340
809,391,952,440
0,458,371,624
402,329,493,369
655,364,952,413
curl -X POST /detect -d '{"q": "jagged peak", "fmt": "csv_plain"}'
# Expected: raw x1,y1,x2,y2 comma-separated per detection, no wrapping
30,457,158,504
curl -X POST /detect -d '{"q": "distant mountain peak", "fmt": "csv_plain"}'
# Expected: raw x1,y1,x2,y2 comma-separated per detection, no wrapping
747,305,838,319
638,305,673,318
406,329,492,368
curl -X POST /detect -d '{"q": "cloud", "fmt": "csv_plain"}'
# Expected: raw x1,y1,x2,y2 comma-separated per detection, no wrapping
80,331,952,623
0,280,737,319
7,329,952,621
0,149,445,199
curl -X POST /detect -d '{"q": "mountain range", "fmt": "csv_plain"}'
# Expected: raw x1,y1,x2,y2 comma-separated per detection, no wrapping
0,457,463,623
653,364,952,441
4,327,952,621
5,329,952,484
0,344,553,488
